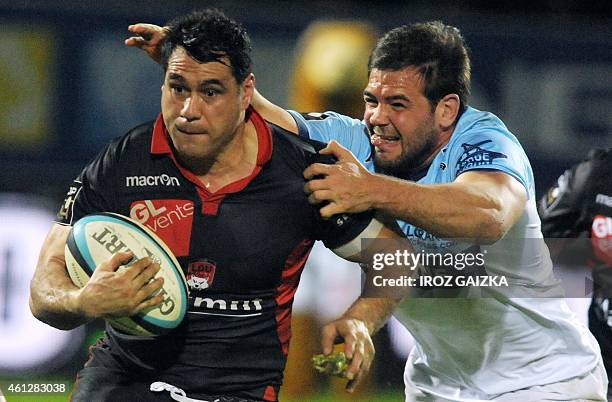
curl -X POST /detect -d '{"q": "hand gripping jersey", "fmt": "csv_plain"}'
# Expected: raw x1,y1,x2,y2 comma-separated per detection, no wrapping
289,107,603,399
539,148,612,379
56,108,375,401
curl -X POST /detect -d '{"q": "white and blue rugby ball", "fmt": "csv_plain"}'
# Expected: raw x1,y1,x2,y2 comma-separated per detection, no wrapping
64,212,188,336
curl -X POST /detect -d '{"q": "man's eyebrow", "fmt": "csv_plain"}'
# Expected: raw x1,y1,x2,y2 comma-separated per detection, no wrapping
385,94,411,103
199,79,224,87
168,73,186,82
167,75,225,88
363,91,411,103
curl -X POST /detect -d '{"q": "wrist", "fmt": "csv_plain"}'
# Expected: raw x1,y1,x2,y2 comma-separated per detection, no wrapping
341,314,375,335
367,173,386,210
69,288,93,319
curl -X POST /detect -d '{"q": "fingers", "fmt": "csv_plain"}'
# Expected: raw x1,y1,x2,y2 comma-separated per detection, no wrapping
128,23,163,37
319,203,341,219
344,330,374,392
303,162,333,180
307,190,334,205
121,256,155,279
131,289,165,315
131,278,165,314
345,340,362,380
346,342,373,392
124,36,148,48
99,251,135,272
133,260,162,287
320,140,353,162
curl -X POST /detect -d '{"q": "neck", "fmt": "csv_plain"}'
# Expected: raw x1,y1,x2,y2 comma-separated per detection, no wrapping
420,129,453,170
177,119,259,192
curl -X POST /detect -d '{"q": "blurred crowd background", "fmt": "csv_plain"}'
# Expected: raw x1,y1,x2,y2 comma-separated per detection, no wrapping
0,1,610,400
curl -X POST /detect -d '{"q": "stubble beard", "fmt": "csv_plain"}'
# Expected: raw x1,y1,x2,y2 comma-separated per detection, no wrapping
373,123,439,179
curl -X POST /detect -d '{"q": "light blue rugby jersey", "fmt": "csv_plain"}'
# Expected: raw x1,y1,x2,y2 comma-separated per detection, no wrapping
288,107,535,239
288,108,602,398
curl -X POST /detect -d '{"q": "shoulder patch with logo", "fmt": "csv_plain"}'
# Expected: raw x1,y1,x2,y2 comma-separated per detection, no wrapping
455,140,508,176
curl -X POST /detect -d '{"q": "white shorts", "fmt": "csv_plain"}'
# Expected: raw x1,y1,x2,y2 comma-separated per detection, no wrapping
404,359,608,401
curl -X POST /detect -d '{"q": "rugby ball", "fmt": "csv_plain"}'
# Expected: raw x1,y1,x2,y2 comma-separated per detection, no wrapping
64,212,188,336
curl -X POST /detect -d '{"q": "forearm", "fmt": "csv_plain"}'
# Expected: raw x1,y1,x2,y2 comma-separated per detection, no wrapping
251,89,298,133
368,174,505,241
340,297,399,335
29,258,89,330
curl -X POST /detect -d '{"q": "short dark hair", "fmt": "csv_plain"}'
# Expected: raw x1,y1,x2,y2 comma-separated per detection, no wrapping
368,21,471,116
161,9,252,83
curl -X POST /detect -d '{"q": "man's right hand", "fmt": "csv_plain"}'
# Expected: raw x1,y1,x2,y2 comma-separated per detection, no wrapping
125,23,168,64
76,251,165,319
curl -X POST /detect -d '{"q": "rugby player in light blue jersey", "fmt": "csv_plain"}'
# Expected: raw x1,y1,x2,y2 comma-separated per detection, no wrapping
128,20,606,401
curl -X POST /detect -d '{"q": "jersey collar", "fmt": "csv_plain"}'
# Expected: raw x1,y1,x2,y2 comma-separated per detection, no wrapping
150,106,272,166
150,106,273,215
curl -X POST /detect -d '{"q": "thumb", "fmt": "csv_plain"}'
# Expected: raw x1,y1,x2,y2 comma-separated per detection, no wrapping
320,140,353,162
321,323,340,355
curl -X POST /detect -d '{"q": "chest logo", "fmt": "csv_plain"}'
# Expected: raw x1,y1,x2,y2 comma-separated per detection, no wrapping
129,199,194,256
125,174,180,187
186,259,217,291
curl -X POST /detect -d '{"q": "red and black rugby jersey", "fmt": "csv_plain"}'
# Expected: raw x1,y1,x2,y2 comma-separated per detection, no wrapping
56,108,373,401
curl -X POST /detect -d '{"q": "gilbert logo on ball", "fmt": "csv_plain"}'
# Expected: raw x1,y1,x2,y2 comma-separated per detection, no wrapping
64,212,188,336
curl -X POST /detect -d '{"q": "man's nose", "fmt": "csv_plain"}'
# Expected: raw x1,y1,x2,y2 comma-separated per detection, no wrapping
180,95,202,122
369,103,389,127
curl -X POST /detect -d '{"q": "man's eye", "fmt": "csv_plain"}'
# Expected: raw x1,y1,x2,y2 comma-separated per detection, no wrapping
171,85,185,94
205,89,218,97
364,98,378,106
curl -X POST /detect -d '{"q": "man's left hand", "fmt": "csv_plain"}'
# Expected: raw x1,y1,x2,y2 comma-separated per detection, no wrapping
125,23,168,64
303,140,375,218
321,317,375,393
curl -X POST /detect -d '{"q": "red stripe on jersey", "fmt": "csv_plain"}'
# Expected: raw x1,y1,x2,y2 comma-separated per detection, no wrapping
263,385,277,401
150,107,273,215
274,239,315,356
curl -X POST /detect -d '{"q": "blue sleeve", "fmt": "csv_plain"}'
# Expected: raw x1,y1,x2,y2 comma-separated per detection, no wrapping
287,110,374,170
448,128,534,199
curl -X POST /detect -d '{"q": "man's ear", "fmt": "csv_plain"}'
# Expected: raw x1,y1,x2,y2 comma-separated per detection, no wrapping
434,94,460,130
241,73,256,110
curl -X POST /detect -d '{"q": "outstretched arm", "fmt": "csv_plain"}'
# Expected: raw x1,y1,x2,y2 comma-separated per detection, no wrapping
305,141,527,243
323,220,411,392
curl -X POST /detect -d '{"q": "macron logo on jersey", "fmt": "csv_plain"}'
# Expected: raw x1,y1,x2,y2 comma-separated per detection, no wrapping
125,174,180,187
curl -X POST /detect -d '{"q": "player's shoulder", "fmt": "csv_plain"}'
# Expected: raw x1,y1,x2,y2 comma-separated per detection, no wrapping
82,120,155,176
448,106,526,157
288,110,366,130
269,122,327,155
454,107,514,140
105,120,155,158
567,148,612,192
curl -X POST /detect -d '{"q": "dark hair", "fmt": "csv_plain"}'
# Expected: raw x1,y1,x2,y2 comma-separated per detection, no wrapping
368,21,471,116
161,9,252,83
